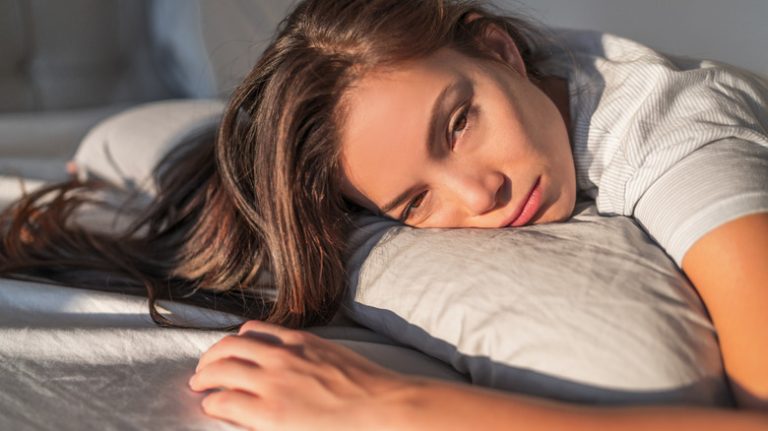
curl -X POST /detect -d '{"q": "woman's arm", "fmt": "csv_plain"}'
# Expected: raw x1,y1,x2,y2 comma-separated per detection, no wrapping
681,212,768,410
387,377,768,431
190,318,768,431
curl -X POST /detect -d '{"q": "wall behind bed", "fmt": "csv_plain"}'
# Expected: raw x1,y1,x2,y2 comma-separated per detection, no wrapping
152,0,768,101
498,0,768,76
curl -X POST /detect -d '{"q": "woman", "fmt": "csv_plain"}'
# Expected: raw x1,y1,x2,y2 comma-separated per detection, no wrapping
2,0,767,429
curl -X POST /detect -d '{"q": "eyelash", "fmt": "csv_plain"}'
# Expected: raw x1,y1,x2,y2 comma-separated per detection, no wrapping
401,103,474,222
449,104,472,149
401,191,427,222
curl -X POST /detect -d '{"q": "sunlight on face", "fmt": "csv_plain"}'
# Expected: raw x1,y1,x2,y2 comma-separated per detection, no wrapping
339,46,576,228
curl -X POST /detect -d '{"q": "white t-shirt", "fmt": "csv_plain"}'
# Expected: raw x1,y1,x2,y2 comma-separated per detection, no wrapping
540,29,768,266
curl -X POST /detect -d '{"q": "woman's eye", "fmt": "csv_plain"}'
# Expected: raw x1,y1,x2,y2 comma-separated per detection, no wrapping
449,106,471,147
402,191,427,222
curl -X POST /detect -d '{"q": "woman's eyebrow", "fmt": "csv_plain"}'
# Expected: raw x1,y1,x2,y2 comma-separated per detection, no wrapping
380,78,469,217
380,184,421,216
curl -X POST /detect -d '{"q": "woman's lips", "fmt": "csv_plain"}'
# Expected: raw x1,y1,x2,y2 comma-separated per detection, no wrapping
504,177,542,228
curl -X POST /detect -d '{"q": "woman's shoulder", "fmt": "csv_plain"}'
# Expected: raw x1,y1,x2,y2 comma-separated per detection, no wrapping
545,27,768,136
554,29,768,224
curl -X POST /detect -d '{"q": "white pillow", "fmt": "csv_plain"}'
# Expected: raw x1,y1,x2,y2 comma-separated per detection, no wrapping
343,205,730,406
72,99,224,198
72,101,731,406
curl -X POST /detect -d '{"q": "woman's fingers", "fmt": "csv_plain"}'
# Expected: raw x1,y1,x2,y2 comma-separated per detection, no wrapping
201,389,270,431
238,319,315,345
190,321,417,431
189,357,265,393
195,319,318,374
195,334,304,372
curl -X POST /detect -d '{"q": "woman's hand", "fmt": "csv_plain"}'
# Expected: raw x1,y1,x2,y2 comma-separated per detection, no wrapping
190,320,768,431
189,319,415,431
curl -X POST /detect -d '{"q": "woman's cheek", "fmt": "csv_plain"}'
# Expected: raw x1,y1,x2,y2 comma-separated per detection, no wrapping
424,204,464,228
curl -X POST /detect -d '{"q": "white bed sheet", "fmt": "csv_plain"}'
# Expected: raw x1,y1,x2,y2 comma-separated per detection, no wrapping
0,277,467,430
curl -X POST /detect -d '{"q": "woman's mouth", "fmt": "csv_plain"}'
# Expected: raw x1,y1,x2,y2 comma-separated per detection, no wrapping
503,176,542,228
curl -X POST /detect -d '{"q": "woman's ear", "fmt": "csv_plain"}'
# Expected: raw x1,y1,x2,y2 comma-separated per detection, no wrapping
465,14,528,78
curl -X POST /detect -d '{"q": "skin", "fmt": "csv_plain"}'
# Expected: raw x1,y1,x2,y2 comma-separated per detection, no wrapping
189,24,768,431
681,212,768,408
339,26,576,228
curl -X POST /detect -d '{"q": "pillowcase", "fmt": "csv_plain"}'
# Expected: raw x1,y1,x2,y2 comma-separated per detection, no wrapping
343,205,731,406
72,100,732,407
72,99,224,199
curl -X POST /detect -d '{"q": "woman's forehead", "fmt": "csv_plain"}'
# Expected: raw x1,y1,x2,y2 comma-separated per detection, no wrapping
338,50,466,209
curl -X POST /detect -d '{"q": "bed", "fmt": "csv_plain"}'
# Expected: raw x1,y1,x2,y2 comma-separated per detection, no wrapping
2,0,766,429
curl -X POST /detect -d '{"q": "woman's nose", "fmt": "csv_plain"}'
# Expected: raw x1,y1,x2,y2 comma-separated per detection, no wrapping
445,169,505,216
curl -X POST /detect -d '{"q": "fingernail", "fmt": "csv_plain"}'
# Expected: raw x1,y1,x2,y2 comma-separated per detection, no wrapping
188,375,196,389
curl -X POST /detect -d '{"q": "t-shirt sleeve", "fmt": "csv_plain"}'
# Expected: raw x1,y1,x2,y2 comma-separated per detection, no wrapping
632,138,768,267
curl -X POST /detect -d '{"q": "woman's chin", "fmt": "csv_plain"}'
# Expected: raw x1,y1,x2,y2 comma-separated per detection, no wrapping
535,193,576,225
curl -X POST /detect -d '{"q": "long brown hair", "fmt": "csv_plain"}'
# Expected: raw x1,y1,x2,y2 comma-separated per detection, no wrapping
0,0,554,329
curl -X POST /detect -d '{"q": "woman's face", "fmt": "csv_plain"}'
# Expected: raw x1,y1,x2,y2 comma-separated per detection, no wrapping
339,37,576,228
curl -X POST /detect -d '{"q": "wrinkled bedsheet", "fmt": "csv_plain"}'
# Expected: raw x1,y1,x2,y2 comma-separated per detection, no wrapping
0,278,466,430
